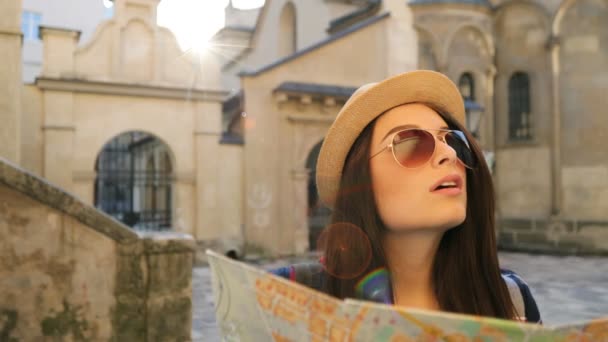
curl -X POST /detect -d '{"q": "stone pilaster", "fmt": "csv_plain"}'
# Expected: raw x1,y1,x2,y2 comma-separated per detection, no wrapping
0,0,22,164
292,168,310,254
39,26,80,78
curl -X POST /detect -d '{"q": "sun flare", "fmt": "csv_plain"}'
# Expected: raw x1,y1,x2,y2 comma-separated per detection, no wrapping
156,0,264,54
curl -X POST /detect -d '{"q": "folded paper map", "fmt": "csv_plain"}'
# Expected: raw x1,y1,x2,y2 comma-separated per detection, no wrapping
206,250,608,342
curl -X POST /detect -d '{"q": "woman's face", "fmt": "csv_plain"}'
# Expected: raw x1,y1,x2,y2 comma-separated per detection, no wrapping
369,103,467,232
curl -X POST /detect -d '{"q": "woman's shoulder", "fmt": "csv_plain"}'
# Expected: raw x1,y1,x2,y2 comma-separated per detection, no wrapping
500,269,542,324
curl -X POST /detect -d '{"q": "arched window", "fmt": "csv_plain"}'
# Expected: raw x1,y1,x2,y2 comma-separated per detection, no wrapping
278,2,296,58
94,131,173,231
508,72,532,141
306,140,331,251
459,72,475,101
459,72,480,134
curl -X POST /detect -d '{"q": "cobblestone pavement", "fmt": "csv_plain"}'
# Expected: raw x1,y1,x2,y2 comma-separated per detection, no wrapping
193,252,608,341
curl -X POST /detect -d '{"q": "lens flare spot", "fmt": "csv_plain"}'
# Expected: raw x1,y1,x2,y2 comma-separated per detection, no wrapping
316,222,372,279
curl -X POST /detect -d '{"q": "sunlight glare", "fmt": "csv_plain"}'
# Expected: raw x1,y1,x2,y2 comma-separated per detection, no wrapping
231,0,265,9
157,0,226,53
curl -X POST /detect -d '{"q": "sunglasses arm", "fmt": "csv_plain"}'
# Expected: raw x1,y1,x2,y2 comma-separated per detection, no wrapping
369,145,390,160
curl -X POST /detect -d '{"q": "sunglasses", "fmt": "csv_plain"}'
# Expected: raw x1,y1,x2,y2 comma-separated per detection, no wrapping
369,128,476,169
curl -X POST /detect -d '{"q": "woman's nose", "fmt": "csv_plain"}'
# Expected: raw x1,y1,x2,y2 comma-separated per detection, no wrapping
432,136,458,167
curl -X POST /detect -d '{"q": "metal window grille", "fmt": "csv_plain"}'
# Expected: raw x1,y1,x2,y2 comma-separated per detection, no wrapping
508,72,532,141
94,132,172,231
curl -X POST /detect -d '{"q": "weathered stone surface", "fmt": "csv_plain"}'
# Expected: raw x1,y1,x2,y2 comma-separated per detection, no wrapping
516,231,557,247
147,296,193,342
501,218,533,231
112,296,146,341
497,231,515,245
141,231,196,254
499,217,608,255
148,252,193,296
0,184,117,340
0,157,138,243
1,157,195,340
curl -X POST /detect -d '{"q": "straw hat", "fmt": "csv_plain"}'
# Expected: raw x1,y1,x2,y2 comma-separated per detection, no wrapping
316,70,466,209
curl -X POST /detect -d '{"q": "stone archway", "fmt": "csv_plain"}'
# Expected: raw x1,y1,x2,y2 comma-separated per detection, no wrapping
94,131,174,231
305,139,331,250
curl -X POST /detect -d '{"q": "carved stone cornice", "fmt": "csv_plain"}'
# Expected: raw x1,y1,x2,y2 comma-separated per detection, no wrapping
286,114,336,124
35,77,229,103
0,28,22,37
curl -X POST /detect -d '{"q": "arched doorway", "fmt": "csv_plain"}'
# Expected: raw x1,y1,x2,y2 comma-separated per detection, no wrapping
306,140,331,250
94,131,174,231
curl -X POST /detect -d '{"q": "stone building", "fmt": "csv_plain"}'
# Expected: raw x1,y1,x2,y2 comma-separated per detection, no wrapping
3,0,245,263
215,0,608,256
2,0,607,262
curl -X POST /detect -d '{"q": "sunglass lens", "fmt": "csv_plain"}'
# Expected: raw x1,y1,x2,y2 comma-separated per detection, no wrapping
393,129,434,167
446,131,476,168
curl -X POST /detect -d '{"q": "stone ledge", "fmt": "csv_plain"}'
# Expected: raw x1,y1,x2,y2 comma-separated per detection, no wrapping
140,231,196,254
0,157,138,243
498,242,608,257
498,217,608,255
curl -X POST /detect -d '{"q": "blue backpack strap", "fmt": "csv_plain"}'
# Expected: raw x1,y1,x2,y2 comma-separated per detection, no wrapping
270,263,325,291
501,269,543,324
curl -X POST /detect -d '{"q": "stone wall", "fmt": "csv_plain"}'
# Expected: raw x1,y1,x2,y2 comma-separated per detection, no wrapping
0,157,194,341
499,218,608,255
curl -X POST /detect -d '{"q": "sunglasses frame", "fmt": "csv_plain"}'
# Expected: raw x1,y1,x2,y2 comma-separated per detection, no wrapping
369,128,474,169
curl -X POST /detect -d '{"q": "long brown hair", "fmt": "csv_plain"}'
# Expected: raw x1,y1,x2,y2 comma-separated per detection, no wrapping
322,105,518,319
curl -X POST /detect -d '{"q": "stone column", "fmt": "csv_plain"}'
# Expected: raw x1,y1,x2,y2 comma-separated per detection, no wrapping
382,0,418,75
194,102,223,242
482,65,496,153
0,0,22,164
292,168,310,254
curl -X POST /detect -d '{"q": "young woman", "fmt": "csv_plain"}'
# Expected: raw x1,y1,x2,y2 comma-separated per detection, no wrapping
273,70,541,323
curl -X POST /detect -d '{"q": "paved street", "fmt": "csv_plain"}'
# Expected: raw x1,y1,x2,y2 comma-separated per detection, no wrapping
193,252,608,341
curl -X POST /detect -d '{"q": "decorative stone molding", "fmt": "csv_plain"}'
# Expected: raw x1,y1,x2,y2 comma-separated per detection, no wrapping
72,170,97,181
0,28,23,37
42,125,76,131
174,171,195,185
273,81,355,107
287,114,336,123
36,77,229,102
39,25,81,41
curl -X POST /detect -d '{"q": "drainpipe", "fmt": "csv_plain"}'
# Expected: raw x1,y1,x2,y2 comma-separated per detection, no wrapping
549,33,562,216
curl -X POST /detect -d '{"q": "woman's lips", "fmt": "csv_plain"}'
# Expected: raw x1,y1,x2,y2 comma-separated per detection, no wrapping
431,187,462,196
429,174,463,193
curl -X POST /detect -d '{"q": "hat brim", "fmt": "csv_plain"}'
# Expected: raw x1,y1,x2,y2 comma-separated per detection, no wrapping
316,70,465,209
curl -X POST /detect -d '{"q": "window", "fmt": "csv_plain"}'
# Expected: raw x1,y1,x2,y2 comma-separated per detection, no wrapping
103,0,114,19
508,72,532,141
95,131,173,231
459,72,479,135
458,72,475,101
21,11,42,41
